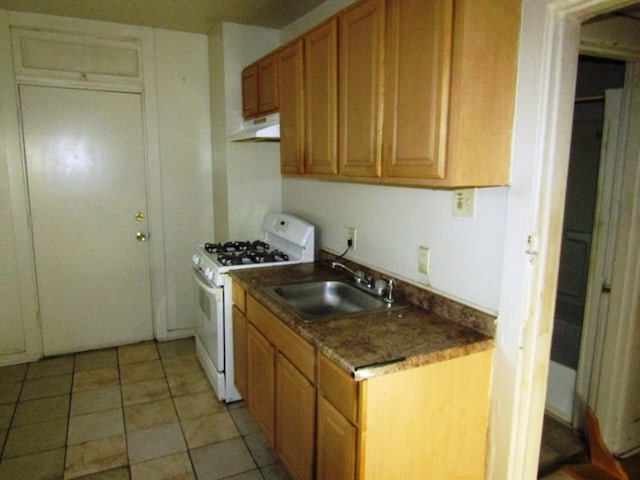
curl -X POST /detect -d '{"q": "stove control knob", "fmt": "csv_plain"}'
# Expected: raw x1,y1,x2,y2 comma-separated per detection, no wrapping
192,254,201,266
205,267,214,280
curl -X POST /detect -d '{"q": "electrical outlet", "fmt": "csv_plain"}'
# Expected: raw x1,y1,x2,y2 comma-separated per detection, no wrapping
347,227,357,250
453,188,476,217
418,246,430,274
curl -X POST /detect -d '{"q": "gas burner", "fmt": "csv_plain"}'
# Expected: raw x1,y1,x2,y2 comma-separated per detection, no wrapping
249,240,270,251
254,250,290,263
216,249,290,266
204,240,270,254
217,252,253,266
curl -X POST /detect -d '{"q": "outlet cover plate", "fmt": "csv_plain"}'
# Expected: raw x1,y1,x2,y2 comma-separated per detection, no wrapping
453,188,476,217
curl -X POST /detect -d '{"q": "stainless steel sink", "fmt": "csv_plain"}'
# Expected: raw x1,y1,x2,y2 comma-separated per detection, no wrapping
267,280,393,321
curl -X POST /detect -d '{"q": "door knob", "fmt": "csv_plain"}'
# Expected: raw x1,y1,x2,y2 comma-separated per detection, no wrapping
136,232,147,242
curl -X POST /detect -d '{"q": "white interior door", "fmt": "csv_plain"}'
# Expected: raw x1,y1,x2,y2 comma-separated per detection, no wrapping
20,85,153,355
546,90,624,423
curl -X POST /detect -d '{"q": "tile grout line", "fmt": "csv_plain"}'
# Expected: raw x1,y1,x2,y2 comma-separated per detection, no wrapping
159,347,201,480
0,366,26,464
62,354,75,480
1,340,287,480
115,346,133,479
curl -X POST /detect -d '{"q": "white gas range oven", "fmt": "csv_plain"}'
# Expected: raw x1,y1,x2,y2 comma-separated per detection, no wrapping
191,212,315,402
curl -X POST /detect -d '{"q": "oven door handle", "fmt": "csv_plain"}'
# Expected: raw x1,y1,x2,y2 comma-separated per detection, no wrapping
192,268,223,300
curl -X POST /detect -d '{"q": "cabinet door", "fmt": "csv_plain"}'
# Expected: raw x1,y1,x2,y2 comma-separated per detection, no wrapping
382,0,453,180
279,40,305,175
445,0,520,186
232,306,248,399
276,353,316,480
258,54,279,114
338,0,385,178
358,349,493,479
242,63,259,118
317,395,357,480
304,18,338,175
247,324,275,443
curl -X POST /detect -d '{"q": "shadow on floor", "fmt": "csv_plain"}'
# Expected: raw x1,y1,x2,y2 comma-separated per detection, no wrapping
538,413,640,479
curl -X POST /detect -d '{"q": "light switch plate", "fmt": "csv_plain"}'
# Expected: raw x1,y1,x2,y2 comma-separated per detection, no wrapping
418,246,430,274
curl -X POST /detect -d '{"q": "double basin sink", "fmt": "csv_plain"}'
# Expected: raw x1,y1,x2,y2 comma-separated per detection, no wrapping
266,280,404,321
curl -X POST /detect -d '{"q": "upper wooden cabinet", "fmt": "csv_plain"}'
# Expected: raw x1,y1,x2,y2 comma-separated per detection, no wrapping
383,0,520,186
258,54,279,113
242,52,279,119
339,0,385,178
241,63,259,118
382,0,452,182
304,19,338,175
444,0,520,187
278,40,305,175
274,0,521,187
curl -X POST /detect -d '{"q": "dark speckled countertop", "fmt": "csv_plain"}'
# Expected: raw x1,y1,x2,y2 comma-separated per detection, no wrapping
229,262,494,380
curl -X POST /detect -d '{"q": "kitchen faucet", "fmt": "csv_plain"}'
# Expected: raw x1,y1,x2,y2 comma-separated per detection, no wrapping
330,261,373,286
330,261,396,303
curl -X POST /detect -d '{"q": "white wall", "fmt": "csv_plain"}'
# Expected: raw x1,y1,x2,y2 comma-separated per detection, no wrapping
154,28,213,333
283,180,508,312
0,56,25,355
282,0,354,42
211,23,283,241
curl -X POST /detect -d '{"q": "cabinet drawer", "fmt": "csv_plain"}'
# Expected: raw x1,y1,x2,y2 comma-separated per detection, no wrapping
247,295,315,382
232,281,246,313
318,352,358,424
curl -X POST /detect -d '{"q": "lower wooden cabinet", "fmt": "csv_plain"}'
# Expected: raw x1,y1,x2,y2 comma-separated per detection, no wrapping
232,305,248,398
235,293,493,480
276,352,316,480
316,395,357,480
243,294,317,480
247,323,275,444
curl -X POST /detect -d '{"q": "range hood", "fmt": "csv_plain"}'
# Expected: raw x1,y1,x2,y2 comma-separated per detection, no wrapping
229,113,280,142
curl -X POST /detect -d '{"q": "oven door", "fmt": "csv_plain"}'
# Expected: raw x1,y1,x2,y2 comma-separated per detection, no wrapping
192,268,225,376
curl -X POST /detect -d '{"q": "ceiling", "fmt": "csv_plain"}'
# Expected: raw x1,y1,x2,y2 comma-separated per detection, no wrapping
1,1,637,39
0,0,327,33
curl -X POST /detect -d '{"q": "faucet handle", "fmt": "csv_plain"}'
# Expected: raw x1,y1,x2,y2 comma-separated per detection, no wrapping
373,278,387,296
354,270,373,286
382,276,396,303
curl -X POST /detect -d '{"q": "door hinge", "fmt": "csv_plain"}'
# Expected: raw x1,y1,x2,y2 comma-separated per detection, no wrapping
526,234,539,258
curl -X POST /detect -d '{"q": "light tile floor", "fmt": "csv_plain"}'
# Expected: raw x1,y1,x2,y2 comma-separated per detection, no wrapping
0,338,292,480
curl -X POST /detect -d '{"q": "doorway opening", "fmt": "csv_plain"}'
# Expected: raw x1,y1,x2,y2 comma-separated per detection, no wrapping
539,55,626,475
546,56,626,423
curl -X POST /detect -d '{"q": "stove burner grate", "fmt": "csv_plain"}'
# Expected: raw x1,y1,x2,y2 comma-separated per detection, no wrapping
217,249,290,266
204,240,270,254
